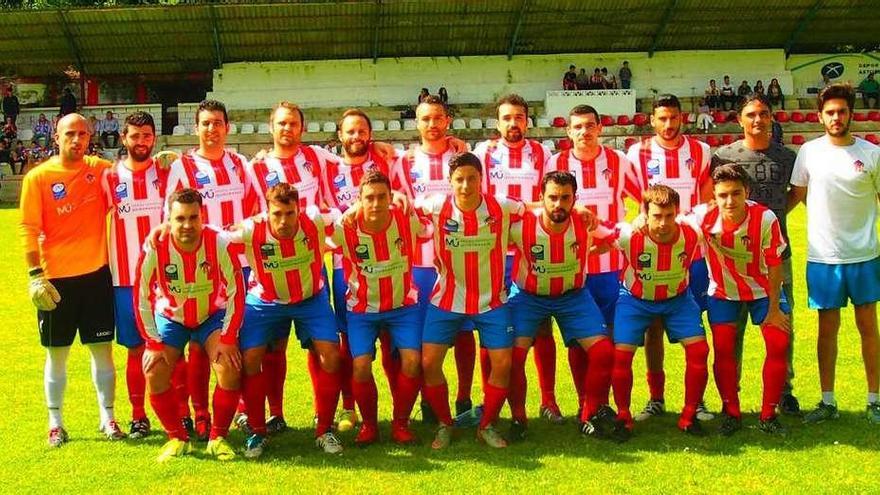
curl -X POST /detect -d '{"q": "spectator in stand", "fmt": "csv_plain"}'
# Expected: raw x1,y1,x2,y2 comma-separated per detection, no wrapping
767,78,785,109
858,72,879,109
696,99,715,132
737,80,752,102
771,120,784,145
705,79,721,110
32,113,52,146
754,80,765,96
11,140,26,174
589,68,606,89
576,68,590,90
438,87,449,104
602,67,617,89
619,61,632,89
418,88,430,104
563,65,578,90
2,116,16,141
87,114,100,142
0,139,10,174
59,87,77,116
2,87,20,125
26,140,45,166
100,111,120,148
720,75,736,111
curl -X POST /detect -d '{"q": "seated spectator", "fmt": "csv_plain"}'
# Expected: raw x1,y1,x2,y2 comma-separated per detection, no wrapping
563,65,578,90
619,61,632,89
32,113,52,146
438,87,449,104
26,140,45,165
100,111,120,148
602,67,617,89
737,80,752,103
858,72,879,109
589,68,606,89
720,75,736,111
10,140,26,174
576,68,589,90
417,87,430,105
767,78,785,109
753,80,765,96
87,114,100,142
696,99,715,132
705,79,720,110
2,116,16,141
0,139,10,174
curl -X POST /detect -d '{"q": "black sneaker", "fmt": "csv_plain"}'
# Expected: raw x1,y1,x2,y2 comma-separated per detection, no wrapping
680,418,706,437
421,400,438,425
758,415,788,436
718,413,742,437
455,398,473,417
266,415,288,435
181,417,195,438
779,393,801,416
803,401,840,424
129,418,151,439
582,405,618,440
507,421,527,443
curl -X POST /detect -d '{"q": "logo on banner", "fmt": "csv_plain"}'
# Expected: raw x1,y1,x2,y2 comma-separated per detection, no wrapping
821,62,845,79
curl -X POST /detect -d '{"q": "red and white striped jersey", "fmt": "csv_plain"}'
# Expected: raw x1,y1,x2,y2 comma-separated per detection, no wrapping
394,146,458,267
102,160,168,287
626,136,711,212
233,206,335,305
134,226,245,350
613,222,702,301
686,201,786,301
416,194,524,314
246,145,329,212
320,149,401,211
509,209,592,296
548,146,641,274
331,207,429,313
473,139,549,202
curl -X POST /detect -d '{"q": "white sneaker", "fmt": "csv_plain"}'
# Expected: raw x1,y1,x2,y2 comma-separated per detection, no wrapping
695,402,715,421
634,399,665,422
316,431,343,454
100,420,126,440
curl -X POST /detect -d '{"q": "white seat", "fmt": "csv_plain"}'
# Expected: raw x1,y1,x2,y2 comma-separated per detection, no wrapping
257,123,270,134
542,139,556,151
387,120,401,131
227,123,238,135
240,123,255,134
393,143,405,151
322,122,336,132
484,118,498,128
18,129,34,141
536,118,551,128
372,120,386,131
527,117,534,128
306,122,321,133
171,125,185,136
452,119,466,130
468,118,483,129
403,119,416,131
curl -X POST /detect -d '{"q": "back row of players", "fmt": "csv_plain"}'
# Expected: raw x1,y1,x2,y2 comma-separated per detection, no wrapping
21,84,880,462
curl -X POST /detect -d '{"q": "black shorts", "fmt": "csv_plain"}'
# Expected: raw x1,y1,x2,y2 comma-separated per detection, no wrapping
38,265,115,347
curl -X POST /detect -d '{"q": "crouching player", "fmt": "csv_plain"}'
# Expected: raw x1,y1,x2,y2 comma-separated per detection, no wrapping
605,185,709,436
331,170,429,445
507,171,616,441
134,188,245,462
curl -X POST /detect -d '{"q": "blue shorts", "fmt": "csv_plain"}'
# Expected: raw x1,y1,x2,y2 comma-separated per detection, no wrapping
509,287,606,345
157,310,226,350
689,258,709,312
706,295,791,326
114,286,144,348
413,266,475,331
423,304,513,349
806,257,880,310
347,304,422,358
505,254,519,297
614,290,705,346
331,267,348,332
240,289,338,351
586,270,621,326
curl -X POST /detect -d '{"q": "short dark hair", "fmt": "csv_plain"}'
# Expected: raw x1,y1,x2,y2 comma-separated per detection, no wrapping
817,83,856,113
495,94,529,119
417,95,449,116
711,163,752,189
123,111,155,134
448,152,482,176
338,108,372,132
569,104,600,122
653,94,681,112
265,183,299,205
270,101,305,126
541,170,577,194
642,184,680,212
196,99,228,124
168,187,203,207
358,169,391,193
736,93,772,115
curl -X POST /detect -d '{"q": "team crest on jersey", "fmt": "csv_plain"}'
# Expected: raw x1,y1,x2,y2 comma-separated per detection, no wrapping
741,235,752,248
355,244,370,260
854,160,865,173
303,161,313,174
301,235,313,250
678,251,688,263
199,260,213,278
638,253,652,268
152,179,161,190
195,171,211,186
484,216,497,226
114,183,128,200
260,243,275,259
601,168,612,181
685,158,695,172
395,237,405,254
85,172,96,184
530,244,545,261
443,219,459,233
569,241,580,255
333,174,347,189
51,182,66,200
164,263,179,281
266,171,280,187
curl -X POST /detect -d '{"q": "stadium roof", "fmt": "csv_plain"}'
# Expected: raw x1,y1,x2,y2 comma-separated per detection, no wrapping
1,0,878,77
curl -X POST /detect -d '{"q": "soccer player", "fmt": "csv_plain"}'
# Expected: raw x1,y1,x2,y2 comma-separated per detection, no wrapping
135,188,245,461
605,185,709,436
626,94,713,422
789,83,880,424
685,164,790,435
416,152,523,449
712,94,799,415
331,170,429,445
164,99,256,441
507,171,616,441
20,113,123,446
473,94,564,422
548,104,641,418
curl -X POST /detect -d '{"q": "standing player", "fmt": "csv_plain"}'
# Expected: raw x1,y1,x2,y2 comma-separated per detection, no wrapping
626,94,713,421
712,94,799,414
473,94,563,422
789,83,880,424
20,113,123,446
507,171,616,441
548,104,642,418
135,188,245,461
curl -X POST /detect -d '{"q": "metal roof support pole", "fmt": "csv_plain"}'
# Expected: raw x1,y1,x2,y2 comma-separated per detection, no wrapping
209,5,223,68
507,0,529,60
372,0,382,64
784,0,823,56
648,0,677,58
57,9,85,74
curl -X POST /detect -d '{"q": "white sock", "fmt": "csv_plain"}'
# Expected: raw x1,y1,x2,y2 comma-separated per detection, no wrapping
88,343,116,426
868,392,879,404
821,391,836,406
45,346,71,429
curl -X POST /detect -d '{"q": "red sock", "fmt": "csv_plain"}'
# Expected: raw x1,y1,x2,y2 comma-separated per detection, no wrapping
611,348,635,423
126,349,147,420
454,331,476,403
172,358,189,419
352,376,379,427
209,385,241,440
582,338,613,420
479,347,491,393
711,323,741,418
568,346,588,405
682,340,709,425
242,371,268,435
264,348,288,418
394,373,421,423
422,382,453,426
314,367,341,436
479,383,509,429
379,331,401,398
646,370,666,402
760,325,790,421
509,346,529,424
188,345,211,418
338,334,355,410
150,388,187,440
533,333,557,407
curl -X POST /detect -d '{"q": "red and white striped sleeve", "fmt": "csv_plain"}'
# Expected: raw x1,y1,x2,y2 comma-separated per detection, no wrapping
133,244,162,350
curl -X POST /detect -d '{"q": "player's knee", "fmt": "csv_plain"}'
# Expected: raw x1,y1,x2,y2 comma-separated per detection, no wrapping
318,346,341,373
399,353,421,377
352,360,372,382
489,352,512,376
242,350,264,376
214,364,241,390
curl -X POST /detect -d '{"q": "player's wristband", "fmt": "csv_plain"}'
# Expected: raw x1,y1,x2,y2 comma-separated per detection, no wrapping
28,267,44,278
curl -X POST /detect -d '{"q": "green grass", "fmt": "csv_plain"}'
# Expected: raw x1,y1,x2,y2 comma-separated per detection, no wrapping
1,205,879,494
